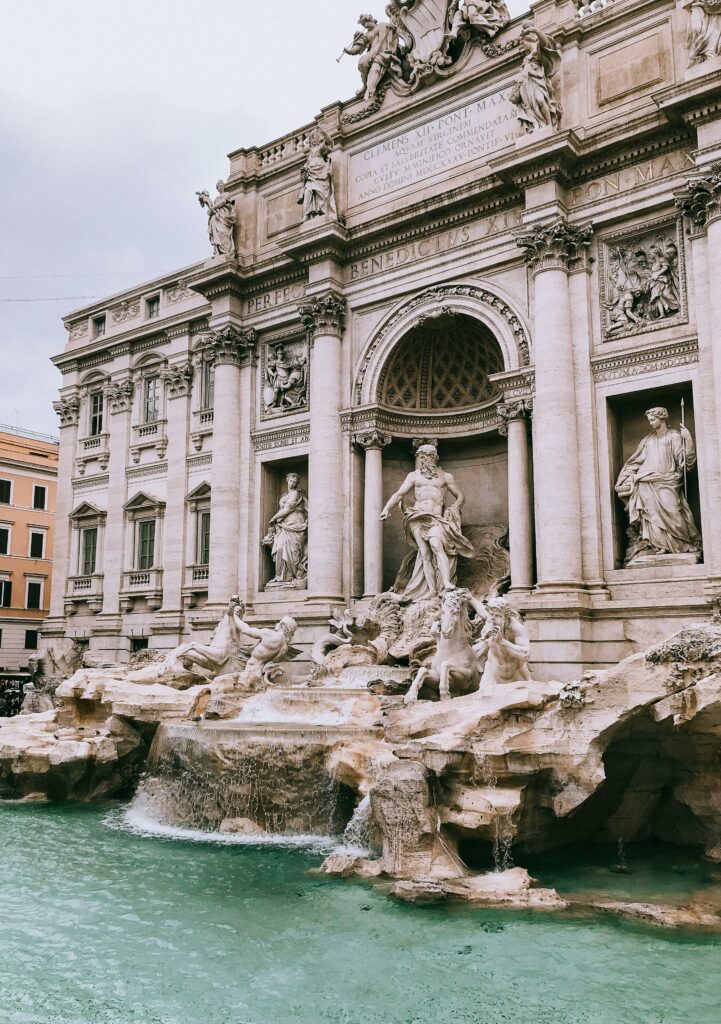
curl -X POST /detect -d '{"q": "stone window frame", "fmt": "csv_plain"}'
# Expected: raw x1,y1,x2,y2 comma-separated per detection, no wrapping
130,352,169,462
0,521,12,556
24,575,45,611
68,502,107,580
186,481,211,569
28,527,47,560
123,491,166,574
597,214,688,343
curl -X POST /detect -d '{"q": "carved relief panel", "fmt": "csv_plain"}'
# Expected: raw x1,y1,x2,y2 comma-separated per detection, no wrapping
598,218,687,342
261,337,309,420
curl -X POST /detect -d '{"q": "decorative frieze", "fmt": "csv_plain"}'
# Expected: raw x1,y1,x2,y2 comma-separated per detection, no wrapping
591,338,699,383
598,218,687,341
111,299,140,324
298,292,346,340
497,399,533,437
103,378,135,414
53,395,81,427
166,280,194,304
675,161,721,230
262,339,309,418
67,321,89,343
251,423,310,453
160,361,194,399
515,219,593,273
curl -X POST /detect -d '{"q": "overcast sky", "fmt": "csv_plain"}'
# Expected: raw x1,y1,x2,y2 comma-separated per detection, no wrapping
0,0,529,436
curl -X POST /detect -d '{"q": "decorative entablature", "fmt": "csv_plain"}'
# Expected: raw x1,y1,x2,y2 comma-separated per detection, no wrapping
251,423,310,454
103,377,135,414
590,337,699,384
341,404,501,441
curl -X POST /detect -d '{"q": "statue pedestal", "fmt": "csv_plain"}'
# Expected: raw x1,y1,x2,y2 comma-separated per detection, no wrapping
686,55,721,82
626,552,701,569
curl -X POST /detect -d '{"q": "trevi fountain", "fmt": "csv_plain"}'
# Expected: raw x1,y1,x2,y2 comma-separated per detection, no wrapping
4,1,721,1022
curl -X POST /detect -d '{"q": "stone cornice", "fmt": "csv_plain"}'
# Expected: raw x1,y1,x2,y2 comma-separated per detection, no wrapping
515,218,593,273
277,221,350,266
251,423,310,453
184,257,246,303
489,131,583,190
591,337,699,383
675,162,721,230
341,403,501,439
298,292,346,340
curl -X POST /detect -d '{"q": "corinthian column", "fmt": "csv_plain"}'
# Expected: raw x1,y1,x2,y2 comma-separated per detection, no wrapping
498,400,534,593
49,393,81,621
516,219,592,591
100,376,134,618
354,431,391,597
299,292,346,601
158,356,193,622
204,325,257,605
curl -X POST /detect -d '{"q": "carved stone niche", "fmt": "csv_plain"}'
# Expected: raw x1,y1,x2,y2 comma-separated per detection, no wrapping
598,218,687,342
259,456,309,592
261,337,309,420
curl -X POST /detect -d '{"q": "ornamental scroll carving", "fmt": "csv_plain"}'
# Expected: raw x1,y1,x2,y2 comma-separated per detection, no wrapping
53,395,81,427
111,300,140,324
298,293,346,339
67,322,89,343
686,0,721,67
497,399,532,437
599,219,687,341
675,161,721,229
103,378,135,414
515,219,593,272
166,280,193,305
200,325,258,366
160,362,194,399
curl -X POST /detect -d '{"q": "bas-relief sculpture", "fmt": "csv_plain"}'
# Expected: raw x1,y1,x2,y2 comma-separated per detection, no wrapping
602,225,684,338
263,342,308,414
262,473,309,590
510,26,562,133
380,444,475,601
197,180,237,258
615,406,702,566
686,0,721,66
298,128,338,221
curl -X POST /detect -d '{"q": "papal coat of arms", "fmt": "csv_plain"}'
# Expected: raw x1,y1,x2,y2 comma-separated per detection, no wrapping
341,1,511,107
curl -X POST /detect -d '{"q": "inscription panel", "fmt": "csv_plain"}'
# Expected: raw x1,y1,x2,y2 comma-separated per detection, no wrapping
349,88,519,208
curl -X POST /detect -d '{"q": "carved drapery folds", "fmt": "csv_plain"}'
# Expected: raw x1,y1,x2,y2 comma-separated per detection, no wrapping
103,378,135,415
516,218,593,273
201,325,258,366
298,127,338,222
497,399,533,437
53,394,81,428
160,362,194,400
686,0,721,66
510,26,562,134
353,430,392,451
298,292,346,340
676,162,721,230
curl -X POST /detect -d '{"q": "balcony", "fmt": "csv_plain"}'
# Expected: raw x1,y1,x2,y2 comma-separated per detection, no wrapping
130,419,168,464
190,408,214,452
76,433,110,476
120,567,164,612
182,564,210,609
65,574,104,615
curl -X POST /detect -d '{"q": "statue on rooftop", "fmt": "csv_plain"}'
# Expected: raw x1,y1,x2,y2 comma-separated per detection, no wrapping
446,1,510,44
342,13,403,102
298,128,338,221
685,0,721,66
197,180,237,258
510,26,562,133
381,444,475,602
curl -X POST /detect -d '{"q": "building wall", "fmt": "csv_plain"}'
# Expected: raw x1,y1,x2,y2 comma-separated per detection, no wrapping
0,429,59,671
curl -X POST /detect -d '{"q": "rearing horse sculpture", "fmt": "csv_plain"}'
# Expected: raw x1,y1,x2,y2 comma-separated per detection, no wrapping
403,587,481,705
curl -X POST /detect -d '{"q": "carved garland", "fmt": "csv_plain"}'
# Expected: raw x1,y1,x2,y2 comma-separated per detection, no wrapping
354,284,531,405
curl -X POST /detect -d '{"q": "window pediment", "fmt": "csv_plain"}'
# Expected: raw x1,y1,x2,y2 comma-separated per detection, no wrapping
69,501,107,522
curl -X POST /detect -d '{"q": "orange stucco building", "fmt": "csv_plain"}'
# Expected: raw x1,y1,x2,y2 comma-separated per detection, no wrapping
0,426,59,672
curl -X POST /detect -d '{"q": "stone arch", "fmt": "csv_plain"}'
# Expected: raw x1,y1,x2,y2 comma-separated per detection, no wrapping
354,282,530,407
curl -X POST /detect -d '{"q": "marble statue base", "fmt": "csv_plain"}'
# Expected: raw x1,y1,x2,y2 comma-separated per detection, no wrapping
626,552,701,569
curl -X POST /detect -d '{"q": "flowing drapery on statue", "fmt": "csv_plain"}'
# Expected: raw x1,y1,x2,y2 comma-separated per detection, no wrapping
197,181,237,258
263,473,308,589
381,445,475,602
615,406,701,564
298,128,337,221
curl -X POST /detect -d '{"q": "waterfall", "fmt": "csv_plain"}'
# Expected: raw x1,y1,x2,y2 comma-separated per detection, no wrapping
342,794,373,854
473,752,515,873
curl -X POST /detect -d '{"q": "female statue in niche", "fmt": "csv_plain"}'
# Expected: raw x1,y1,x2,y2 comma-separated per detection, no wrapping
615,406,701,565
298,128,338,221
197,180,237,258
510,26,562,133
263,473,309,588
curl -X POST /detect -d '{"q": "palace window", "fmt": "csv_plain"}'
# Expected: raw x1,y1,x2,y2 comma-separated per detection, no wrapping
0,479,11,505
201,359,215,410
29,531,45,559
92,315,106,339
137,519,156,570
90,391,104,436
0,525,9,555
143,377,160,423
146,295,160,320
33,485,47,511
81,527,98,575
25,630,38,651
0,578,11,608
198,511,211,566
26,580,43,610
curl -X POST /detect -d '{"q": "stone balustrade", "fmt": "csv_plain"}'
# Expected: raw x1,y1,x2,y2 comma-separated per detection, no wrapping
576,0,621,17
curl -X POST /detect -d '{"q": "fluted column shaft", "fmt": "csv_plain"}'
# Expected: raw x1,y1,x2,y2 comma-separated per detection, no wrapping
300,293,346,601
517,220,592,590
499,403,534,592
355,432,391,597
49,395,81,619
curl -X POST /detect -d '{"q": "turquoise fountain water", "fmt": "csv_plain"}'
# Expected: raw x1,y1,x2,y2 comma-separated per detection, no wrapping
1,803,720,1024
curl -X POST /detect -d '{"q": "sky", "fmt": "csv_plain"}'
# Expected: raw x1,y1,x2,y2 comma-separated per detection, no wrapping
0,0,529,436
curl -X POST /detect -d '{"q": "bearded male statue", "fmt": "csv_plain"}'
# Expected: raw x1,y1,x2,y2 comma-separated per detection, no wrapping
380,445,475,602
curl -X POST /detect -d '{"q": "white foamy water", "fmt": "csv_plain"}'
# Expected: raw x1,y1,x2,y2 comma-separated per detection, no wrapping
105,805,342,853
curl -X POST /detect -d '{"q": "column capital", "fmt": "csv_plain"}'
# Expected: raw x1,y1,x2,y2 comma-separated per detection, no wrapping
498,399,533,437
298,291,346,340
202,325,257,367
53,393,81,428
103,377,135,415
515,218,593,274
675,161,721,231
353,430,391,452
160,361,194,400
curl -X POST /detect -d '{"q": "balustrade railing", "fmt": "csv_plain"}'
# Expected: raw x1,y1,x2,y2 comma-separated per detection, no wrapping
576,0,621,17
